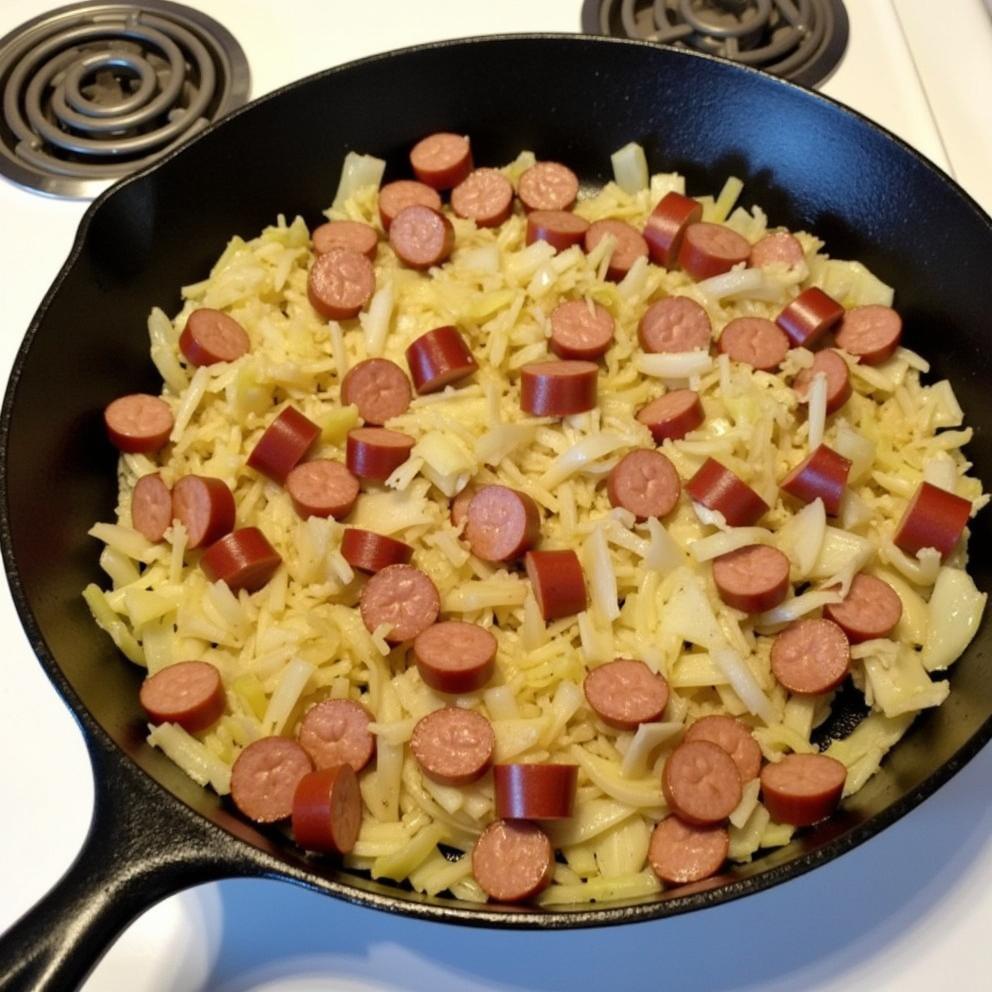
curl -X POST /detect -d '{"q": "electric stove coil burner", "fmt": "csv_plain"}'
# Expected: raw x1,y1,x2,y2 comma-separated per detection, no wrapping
581,0,849,88
0,0,249,198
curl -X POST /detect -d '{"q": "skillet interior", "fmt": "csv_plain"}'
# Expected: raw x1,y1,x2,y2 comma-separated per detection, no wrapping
3,35,992,928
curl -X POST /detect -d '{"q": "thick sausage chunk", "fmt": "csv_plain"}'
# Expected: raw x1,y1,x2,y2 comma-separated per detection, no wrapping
494,763,578,820
525,549,587,621
359,563,440,643
639,297,712,354
179,309,250,366
585,219,649,281
451,168,514,227
644,191,702,268
583,658,670,731
793,349,852,415
649,817,729,886
520,360,597,416
231,737,312,824
340,528,412,573
749,232,804,270
201,527,281,592
172,475,236,549
377,180,442,231
131,473,172,542
835,305,902,365
285,460,359,519
712,544,790,614
472,820,554,903
346,427,415,482
312,220,378,260
776,287,844,348
678,223,751,281
413,620,497,694
389,205,454,270
637,390,705,443
247,406,320,484
104,393,173,454
526,209,589,251
409,132,473,190
139,660,225,733
894,481,971,559
771,618,850,695
411,707,495,786
607,449,681,520
760,753,847,826
464,485,541,563
824,573,902,644
297,698,375,773
405,325,478,393
719,317,789,371
780,444,852,516
518,161,579,212
341,358,412,425
685,715,762,782
686,458,768,527
292,764,362,855
663,740,743,827
307,248,375,321
549,300,615,361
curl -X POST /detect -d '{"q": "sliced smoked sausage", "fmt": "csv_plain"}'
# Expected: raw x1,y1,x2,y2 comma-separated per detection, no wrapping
285,460,360,519
526,210,589,251
389,204,454,270
793,349,852,415
230,737,313,824
835,305,902,365
583,658,670,731
131,473,172,542
639,297,712,354
607,449,681,520
312,220,378,260
776,287,844,348
678,223,751,281
451,168,514,228
520,360,597,416
104,393,173,454
771,618,851,695
893,481,971,559
549,299,615,361
307,248,375,321
760,753,847,826
518,161,579,212
712,544,790,614
297,698,375,773
525,549,587,621
200,527,281,592
823,573,903,644
247,406,320,484
644,191,702,268
780,444,852,516
749,231,804,270
684,715,762,783
377,179,442,231
662,740,743,827
719,317,789,371
686,458,768,527
139,660,225,733
346,427,415,482
411,707,495,786
493,763,578,820
172,475,236,549
648,816,729,886
340,528,412,573
637,390,705,443
409,132,473,190
341,358,412,424
413,620,497,694
179,309,250,366
292,764,362,854
585,219,649,281
359,563,440,643
472,820,554,903
405,325,478,393
464,485,541,562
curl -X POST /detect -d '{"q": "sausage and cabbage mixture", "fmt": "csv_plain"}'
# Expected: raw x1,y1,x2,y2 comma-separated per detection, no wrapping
87,133,987,906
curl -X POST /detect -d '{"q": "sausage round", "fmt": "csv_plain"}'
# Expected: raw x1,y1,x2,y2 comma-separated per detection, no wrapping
409,132,473,190
684,715,762,782
780,443,852,516
247,406,320,484
200,527,282,592
686,458,768,527
285,460,360,519
583,658,670,731
346,427,415,482
292,764,362,854
377,179,442,231
835,305,902,365
520,360,598,416
771,618,851,695
307,248,375,321
525,549,587,621
389,204,455,270
131,473,172,542
648,816,729,886
793,349,852,415
749,231,805,270
719,317,789,371
893,481,972,559
549,299,615,361
493,763,578,820
312,220,378,260
663,739,743,827
607,448,681,520
297,698,375,773
450,168,514,227
179,309,250,366
405,325,478,393
776,286,845,348
139,660,225,732
823,573,903,644
230,737,313,824
172,474,236,549
644,191,702,268
340,528,412,573
638,296,712,354
413,620,497,694
712,543,790,614
526,209,590,251
341,358,412,425
104,393,173,454
678,223,751,281
359,563,440,643
584,218,649,281
637,389,705,443
464,484,541,563
760,753,847,826
450,485,476,530
518,161,579,212
411,707,495,786
472,819,554,903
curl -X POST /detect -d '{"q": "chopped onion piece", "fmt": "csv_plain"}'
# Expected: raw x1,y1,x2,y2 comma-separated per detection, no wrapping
644,518,684,574
584,524,620,623
756,589,843,628
880,541,941,587
923,454,958,493
360,281,395,357
332,151,386,210
692,502,729,531
538,433,629,489
611,142,649,194
620,722,682,778
618,255,650,301
636,351,713,379
459,243,501,274
921,567,987,671
695,267,768,302
775,498,826,579
690,527,773,562
484,685,519,721
710,645,776,724
263,657,316,735
806,371,827,451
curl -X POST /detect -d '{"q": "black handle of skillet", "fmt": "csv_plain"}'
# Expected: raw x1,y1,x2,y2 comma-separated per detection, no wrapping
0,733,245,991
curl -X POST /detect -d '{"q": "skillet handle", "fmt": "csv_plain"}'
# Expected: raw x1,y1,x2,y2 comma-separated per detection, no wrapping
0,734,247,992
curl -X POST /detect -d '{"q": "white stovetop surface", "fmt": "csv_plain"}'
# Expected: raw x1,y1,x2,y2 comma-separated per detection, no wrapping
1,1,990,989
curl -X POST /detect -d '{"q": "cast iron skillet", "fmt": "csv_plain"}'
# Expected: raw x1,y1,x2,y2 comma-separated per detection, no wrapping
1,34,991,992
